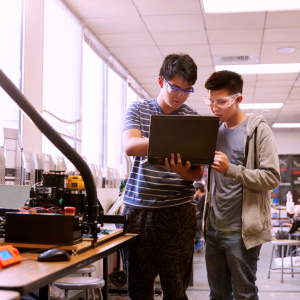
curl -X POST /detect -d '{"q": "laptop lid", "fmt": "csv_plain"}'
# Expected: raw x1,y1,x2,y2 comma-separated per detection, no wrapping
147,115,220,166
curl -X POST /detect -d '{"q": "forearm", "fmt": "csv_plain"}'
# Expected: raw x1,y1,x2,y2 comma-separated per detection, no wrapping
123,137,149,157
179,166,204,181
226,163,280,190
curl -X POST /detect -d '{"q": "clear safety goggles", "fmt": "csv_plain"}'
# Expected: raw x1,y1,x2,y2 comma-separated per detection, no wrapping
203,93,242,108
163,77,194,98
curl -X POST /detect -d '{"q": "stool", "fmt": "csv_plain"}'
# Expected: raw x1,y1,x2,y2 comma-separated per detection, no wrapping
0,290,20,300
71,264,96,277
287,232,300,256
69,264,97,299
268,239,300,283
54,277,104,300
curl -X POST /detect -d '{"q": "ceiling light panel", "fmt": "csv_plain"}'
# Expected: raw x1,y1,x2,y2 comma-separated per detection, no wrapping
256,80,295,87
159,45,211,57
133,0,202,15
240,103,283,109
100,33,156,48
257,73,298,81
65,0,138,18
83,17,148,34
254,94,288,101
204,12,266,30
273,123,300,128
142,15,204,33
255,86,291,94
264,28,300,43
210,43,261,56
208,29,263,44
265,10,300,28
288,87,300,100
109,46,162,59
260,54,300,64
202,0,300,13
152,31,208,46
215,63,300,74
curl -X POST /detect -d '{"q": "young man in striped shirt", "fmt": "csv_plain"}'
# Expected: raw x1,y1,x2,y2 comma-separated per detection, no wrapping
120,54,204,300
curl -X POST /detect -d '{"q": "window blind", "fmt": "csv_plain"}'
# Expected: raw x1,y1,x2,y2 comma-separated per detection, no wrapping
107,68,125,169
0,0,23,144
81,41,105,167
42,0,82,160
127,85,140,109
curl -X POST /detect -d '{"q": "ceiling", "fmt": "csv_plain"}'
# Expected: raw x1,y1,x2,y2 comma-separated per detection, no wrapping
64,0,300,132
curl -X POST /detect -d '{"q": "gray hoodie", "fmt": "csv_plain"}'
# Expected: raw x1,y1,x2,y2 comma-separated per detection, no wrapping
203,113,281,249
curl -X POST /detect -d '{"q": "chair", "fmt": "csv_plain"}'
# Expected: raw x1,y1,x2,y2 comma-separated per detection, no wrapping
268,239,300,283
54,277,104,300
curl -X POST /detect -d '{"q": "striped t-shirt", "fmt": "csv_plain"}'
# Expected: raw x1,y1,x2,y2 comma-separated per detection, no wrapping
122,98,199,208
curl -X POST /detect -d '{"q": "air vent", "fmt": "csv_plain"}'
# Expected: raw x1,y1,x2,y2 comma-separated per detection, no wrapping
213,55,260,65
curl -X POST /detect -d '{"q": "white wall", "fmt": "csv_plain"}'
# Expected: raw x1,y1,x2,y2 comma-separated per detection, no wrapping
274,131,300,155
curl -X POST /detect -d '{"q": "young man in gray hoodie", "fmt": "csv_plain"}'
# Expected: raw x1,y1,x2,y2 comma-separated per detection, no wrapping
203,70,280,300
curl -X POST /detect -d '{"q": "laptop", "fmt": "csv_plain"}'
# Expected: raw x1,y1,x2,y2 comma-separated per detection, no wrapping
147,115,220,166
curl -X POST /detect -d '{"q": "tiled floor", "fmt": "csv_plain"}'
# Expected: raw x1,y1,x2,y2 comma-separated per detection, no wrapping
108,241,300,299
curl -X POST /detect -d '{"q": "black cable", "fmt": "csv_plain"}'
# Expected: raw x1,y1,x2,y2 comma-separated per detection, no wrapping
81,224,91,236
0,69,101,221
21,258,39,263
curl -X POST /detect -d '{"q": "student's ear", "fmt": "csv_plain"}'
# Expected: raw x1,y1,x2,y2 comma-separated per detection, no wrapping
158,77,164,88
236,95,243,105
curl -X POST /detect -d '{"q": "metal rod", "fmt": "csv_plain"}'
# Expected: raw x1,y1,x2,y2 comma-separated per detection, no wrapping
0,69,103,221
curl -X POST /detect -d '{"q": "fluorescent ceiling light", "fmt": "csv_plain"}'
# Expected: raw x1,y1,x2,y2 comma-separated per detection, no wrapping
278,47,296,53
202,0,300,13
240,103,283,109
215,63,300,74
273,123,300,128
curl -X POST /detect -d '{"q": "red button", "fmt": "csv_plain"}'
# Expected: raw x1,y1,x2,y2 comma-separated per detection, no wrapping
65,207,76,214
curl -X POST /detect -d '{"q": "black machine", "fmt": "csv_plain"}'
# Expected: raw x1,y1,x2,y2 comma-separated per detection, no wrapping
25,171,87,215
0,69,125,247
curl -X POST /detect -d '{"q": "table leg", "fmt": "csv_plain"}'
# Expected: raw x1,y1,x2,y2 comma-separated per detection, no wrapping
290,244,294,278
281,246,284,283
268,245,274,279
39,284,50,300
103,256,108,300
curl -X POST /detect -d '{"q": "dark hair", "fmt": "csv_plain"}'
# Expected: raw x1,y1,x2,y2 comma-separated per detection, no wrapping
159,53,198,85
205,70,243,94
194,183,204,193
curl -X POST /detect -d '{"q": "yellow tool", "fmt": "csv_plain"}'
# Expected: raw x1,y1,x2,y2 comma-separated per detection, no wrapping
67,176,85,190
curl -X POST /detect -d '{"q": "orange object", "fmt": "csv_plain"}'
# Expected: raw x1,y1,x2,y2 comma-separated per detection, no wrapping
0,245,22,267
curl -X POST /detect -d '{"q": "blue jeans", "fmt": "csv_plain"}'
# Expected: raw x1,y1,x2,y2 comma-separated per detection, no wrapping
195,218,203,241
205,227,262,300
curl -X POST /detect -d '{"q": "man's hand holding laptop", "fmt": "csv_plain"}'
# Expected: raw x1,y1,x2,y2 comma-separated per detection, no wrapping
158,153,203,181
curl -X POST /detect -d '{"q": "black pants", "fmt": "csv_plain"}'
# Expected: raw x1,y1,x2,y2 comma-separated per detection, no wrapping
118,203,196,300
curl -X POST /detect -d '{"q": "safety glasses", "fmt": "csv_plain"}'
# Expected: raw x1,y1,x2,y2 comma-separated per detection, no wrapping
162,77,194,98
203,93,242,108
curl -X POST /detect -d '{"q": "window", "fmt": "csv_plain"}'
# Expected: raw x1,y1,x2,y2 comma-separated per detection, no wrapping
0,0,23,144
127,85,140,109
42,0,82,170
106,68,125,169
81,42,105,167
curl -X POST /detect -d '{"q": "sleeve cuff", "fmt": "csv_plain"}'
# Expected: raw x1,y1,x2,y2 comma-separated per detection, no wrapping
225,163,238,179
